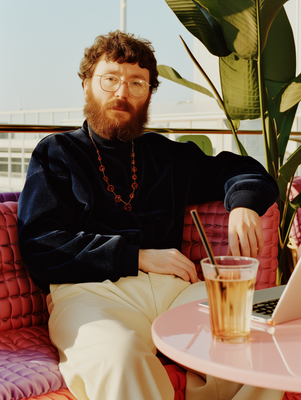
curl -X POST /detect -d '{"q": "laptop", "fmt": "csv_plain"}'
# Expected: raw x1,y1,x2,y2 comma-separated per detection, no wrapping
251,256,301,325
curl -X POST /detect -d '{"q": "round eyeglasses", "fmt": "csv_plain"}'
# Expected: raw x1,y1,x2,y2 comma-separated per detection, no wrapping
93,74,151,98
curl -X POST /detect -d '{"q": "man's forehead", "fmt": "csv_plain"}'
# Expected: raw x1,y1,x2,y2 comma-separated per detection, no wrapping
94,59,150,81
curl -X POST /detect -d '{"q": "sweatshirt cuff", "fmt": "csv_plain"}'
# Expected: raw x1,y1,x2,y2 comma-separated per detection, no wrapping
119,244,139,277
226,190,267,216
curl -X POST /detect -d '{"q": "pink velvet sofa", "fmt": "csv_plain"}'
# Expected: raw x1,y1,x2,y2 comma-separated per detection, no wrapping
0,192,298,400
290,177,301,257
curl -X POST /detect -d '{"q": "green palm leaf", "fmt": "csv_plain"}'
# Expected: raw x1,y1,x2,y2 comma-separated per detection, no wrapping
164,0,230,56
291,192,301,210
220,5,295,124
261,7,296,83
262,6,296,163
278,146,301,201
157,65,216,99
274,73,301,113
219,54,260,120
218,0,288,59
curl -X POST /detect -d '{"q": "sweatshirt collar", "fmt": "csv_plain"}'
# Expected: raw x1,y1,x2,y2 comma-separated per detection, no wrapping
83,120,132,149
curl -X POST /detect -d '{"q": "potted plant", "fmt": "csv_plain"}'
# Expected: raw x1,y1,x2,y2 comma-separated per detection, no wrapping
160,0,301,283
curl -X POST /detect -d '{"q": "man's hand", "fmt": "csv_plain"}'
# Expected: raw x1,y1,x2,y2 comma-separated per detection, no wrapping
139,248,198,283
228,208,264,258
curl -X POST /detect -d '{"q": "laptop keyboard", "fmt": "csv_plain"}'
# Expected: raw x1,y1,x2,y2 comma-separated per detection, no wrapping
252,298,280,316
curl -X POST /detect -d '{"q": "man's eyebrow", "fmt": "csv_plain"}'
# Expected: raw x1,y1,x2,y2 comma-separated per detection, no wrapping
102,70,148,81
130,74,149,81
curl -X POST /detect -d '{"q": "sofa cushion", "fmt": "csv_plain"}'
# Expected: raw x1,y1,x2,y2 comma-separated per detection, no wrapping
19,388,77,400
0,202,48,331
0,325,66,400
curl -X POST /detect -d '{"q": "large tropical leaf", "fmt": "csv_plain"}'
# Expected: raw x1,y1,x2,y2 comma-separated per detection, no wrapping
278,146,301,202
194,0,220,22
277,103,298,164
158,53,247,155
261,7,296,83
218,0,288,59
219,5,295,123
164,0,230,56
262,6,296,163
291,192,301,210
264,80,297,165
157,65,216,99
179,36,248,155
273,73,301,113
219,54,260,120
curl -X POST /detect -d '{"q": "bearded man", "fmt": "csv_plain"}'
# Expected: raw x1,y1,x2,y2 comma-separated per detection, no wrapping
17,31,282,400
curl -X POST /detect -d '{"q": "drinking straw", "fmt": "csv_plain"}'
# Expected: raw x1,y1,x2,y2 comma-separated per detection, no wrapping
190,209,219,275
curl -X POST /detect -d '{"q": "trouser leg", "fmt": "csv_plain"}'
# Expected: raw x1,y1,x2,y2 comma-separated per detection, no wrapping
47,272,190,400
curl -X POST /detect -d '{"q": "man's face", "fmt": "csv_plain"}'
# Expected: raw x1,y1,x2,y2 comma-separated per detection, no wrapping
83,59,151,141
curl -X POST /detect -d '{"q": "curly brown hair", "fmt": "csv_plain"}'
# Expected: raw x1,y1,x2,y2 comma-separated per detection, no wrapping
78,30,160,94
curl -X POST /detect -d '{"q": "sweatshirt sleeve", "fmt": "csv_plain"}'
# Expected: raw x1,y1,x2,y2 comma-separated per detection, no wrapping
222,156,279,216
187,148,279,215
17,136,139,292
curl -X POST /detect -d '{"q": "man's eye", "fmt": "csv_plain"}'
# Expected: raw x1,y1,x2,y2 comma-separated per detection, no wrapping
131,80,143,87
105,76,119,83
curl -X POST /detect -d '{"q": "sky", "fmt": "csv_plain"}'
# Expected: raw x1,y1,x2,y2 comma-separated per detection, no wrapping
0,0,197,113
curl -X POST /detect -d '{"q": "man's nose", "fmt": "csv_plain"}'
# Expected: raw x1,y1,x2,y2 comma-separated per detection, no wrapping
114,81,129,98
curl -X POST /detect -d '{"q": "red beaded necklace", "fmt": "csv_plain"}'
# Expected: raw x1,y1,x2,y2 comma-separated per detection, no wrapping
88,129,138,211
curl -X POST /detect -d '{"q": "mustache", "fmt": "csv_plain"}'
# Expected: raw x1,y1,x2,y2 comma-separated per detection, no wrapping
104,99,133,113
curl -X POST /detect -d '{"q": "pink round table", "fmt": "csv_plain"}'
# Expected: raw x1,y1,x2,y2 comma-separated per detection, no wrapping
152,300,301,392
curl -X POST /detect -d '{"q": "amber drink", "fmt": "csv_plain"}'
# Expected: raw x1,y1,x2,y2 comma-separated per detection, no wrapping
201,256,259,343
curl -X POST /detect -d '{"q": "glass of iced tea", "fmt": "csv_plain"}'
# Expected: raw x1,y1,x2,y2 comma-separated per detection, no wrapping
201,256,259,343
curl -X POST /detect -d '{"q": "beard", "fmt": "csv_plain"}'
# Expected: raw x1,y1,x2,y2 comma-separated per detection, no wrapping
83,87,151,141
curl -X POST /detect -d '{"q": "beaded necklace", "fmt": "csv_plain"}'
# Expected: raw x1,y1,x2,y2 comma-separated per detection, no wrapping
88,128,138,211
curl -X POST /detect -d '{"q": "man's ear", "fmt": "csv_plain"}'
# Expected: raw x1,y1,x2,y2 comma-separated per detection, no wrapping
83,80,89,99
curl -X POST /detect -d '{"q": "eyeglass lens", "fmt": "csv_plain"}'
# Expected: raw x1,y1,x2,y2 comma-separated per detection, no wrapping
100,74,149,97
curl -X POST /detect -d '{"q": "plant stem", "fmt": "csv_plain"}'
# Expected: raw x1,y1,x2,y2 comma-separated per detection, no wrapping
180,36,246,156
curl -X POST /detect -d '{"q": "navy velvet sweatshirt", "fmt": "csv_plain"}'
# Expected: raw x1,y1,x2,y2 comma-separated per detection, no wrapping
17,121,279,292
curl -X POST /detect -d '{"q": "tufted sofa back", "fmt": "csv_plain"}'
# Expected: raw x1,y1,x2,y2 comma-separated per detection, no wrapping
0,201,48,332
0,192,20,203
182,202,279,290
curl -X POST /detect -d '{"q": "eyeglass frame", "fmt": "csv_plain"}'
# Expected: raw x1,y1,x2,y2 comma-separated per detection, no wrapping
93,74,151,98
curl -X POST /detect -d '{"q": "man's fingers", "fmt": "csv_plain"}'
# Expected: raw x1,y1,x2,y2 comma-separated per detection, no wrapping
139,248,198,283
228,208,264,258
171,266,191,282
227,232,241,256
228,228,264,258
170,250,198,283
256,227,264,256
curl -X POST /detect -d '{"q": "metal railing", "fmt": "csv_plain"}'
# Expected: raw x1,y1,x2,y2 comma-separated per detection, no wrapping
0,124,299,193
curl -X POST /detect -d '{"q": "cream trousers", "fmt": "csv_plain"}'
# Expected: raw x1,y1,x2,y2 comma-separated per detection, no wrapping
47,271,284,400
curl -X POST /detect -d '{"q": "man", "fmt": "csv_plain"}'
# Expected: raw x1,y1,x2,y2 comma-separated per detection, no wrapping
17,31,282,400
